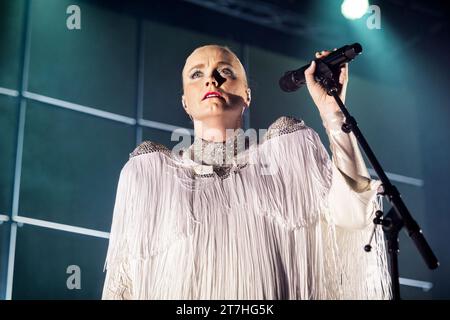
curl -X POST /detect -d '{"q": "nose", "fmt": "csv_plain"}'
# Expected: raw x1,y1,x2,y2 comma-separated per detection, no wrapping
205,77,218,87
205,69,225,87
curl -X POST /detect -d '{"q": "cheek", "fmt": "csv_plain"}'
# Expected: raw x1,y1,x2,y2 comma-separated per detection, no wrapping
228,83,247,101
227,79,247,94
183,84,199,107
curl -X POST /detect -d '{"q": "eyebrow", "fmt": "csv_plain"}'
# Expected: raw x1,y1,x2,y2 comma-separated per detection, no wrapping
187,61,234,74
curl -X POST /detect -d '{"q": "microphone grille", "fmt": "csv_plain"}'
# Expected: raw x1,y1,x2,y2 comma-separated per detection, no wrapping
279,71,304,92
352,43,363,54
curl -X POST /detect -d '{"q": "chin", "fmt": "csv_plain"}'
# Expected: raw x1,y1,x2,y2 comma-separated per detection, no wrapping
204,102,227,113
197,108,239,120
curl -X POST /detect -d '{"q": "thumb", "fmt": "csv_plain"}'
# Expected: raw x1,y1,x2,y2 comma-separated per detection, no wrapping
304,60,316,85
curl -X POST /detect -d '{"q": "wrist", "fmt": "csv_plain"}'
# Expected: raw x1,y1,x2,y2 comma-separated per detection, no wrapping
321,110,345,132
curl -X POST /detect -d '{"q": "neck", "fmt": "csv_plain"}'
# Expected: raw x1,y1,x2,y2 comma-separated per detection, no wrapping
189,128,247,167
193,118,242,142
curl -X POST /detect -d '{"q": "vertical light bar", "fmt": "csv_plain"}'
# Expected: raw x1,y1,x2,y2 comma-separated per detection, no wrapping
5,224,17,300
6,0,32,300
135,19,145,146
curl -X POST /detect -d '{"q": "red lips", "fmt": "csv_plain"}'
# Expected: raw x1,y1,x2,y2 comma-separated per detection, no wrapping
202,91,223,101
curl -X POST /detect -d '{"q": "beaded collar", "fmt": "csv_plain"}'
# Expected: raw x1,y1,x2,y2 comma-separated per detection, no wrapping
129,116,305,179
187,129,248,167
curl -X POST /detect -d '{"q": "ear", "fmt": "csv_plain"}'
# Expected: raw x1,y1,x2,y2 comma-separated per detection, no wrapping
246,88,252,107
181,95,187,110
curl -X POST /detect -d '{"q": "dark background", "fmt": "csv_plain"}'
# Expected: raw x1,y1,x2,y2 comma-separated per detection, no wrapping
0,0,449,299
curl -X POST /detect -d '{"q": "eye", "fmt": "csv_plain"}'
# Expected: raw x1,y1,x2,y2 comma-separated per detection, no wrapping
220,68,234,77
190,70,203,79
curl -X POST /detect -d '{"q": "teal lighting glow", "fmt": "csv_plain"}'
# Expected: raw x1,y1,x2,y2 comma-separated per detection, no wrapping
341,0,369,20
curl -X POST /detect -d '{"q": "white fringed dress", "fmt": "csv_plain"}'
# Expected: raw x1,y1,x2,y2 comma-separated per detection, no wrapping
102,112,391,300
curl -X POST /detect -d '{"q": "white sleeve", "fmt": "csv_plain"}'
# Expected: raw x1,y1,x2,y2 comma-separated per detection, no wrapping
102,160,135,300
261,116,391,298
321,110,381,229
102,141,185,300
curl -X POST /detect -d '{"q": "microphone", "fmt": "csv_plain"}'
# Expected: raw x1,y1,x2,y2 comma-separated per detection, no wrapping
279,43,362,92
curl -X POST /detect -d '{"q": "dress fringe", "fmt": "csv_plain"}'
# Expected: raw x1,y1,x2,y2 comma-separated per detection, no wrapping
102,122,391,300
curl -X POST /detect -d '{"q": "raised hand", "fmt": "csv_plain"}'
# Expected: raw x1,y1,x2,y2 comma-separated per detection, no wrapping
304,49,348,116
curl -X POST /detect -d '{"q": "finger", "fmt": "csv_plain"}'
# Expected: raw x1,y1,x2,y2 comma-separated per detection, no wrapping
316,50,331,58
339,63,348,84
339,71,345,85
304,60,323,101
339,64,349,102
304,60,316,84
319,50,332,58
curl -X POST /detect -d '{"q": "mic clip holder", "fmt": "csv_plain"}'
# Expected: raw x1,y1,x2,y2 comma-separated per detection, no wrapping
312,58,439,300
314,59,341,94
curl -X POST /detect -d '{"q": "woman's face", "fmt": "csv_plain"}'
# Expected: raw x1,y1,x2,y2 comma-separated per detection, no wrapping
182,46,250,125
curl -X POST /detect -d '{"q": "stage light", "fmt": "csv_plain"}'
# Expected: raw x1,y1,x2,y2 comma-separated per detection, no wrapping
341,0,369,20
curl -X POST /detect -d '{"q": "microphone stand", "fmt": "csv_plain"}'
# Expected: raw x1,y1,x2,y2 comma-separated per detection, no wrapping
314,60,439,300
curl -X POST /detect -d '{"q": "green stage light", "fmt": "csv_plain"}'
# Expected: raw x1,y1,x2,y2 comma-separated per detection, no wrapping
341,0,369,20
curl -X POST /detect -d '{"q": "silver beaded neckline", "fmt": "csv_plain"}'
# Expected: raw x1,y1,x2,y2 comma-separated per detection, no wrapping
188,129,247,167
